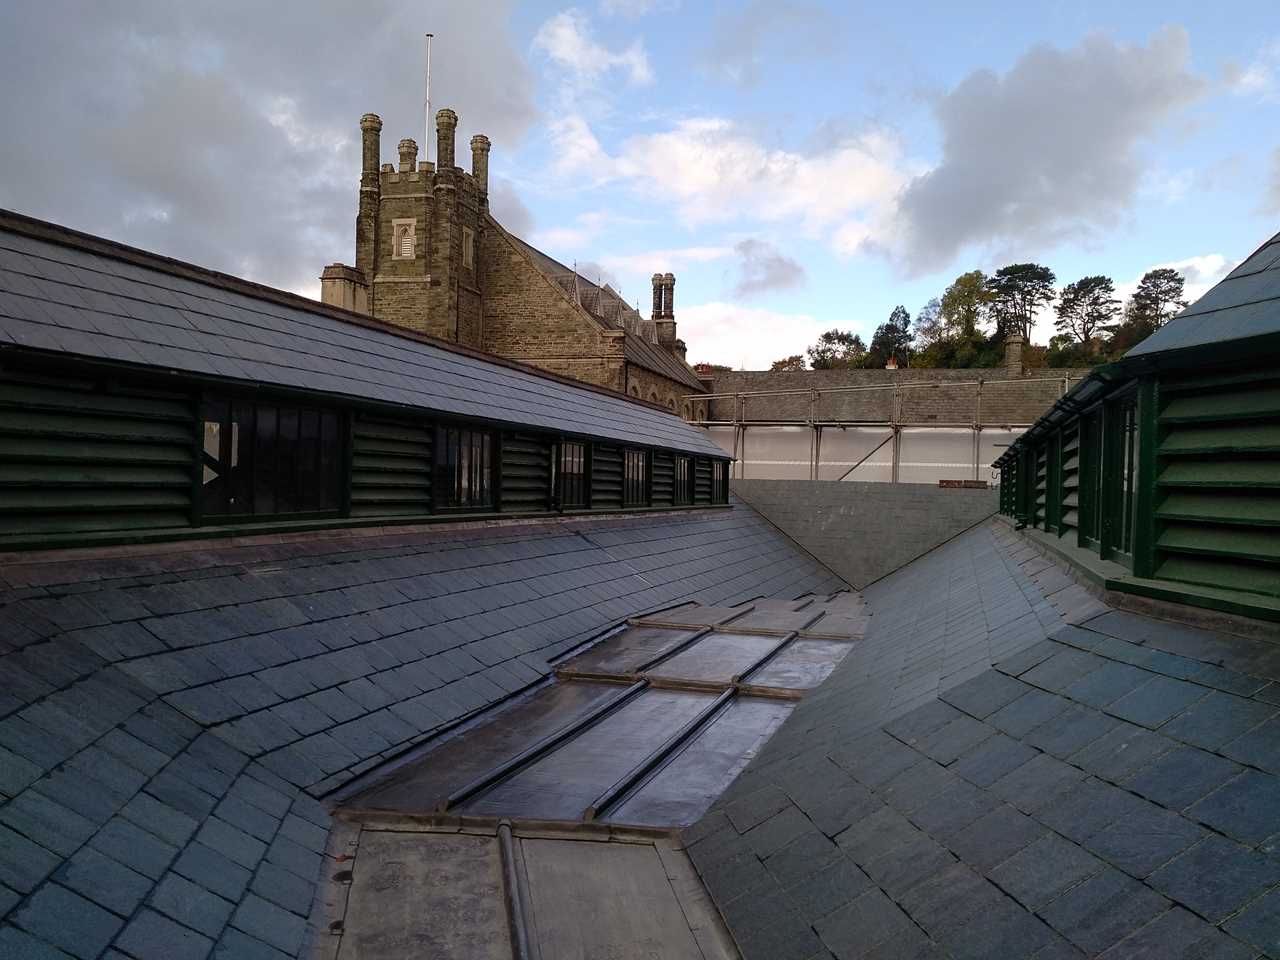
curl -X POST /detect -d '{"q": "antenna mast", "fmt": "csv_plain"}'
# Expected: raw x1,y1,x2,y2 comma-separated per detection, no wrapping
424,33,434,162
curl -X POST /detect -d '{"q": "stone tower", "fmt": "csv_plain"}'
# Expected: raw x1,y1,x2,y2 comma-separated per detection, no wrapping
321,107,487,348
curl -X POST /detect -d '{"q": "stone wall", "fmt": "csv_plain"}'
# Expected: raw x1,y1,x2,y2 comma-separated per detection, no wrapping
707,368,1091,425
732,479,998,587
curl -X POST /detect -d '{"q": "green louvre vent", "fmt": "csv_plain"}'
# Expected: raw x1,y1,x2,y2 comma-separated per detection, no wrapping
591,444,623,510
350,414,432,517
0,370,195,537
1060,421,1081,538
651,451,675,507
1154,367,1280,598
501,432,553,513
694,459,712,505
1033,446,1047,530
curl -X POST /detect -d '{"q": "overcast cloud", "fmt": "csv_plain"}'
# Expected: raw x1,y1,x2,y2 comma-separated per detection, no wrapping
894,27,1206,274
0,1,535,295
731,238,806,297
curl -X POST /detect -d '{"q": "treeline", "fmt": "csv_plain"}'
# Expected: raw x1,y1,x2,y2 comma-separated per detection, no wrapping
770,264,1190,371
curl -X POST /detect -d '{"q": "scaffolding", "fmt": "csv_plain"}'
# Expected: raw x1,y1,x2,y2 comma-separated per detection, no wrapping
685,375,1083,484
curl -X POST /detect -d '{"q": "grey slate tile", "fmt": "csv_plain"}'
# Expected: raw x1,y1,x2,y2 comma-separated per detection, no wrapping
989,753,1085,814
945,804,1047,873
782,856,873,926
724,785,792,833
940,670,1029,719
1035,777,1151,844
171,842,253,902
946,895,1057,960
863,833,955,899
115,909,213,960
951,734,1039,788
913,715,996,765
0,926,75,959
988,689,1072,739
1037,866,1169,956
899,862,1006,941
814,888,915,959
1149,835,1280,923
1062,659,1152,708
149,872,235,938
249,861,316,918
1123,746,1244,812
1098,905,1234,960
1223,886,1280,958
11,883,122,960
1160,692,1277,750
1084,804,1207,878
1069,722,1176,781
214,928,292,960
90,817,178,880
1188,770,1280,846
0,823,62,893
55,846,152,918
988,834,1103,909
0,791,97,857
231,894,307,955
1221,716,1280,774
836,805,924,865
1106,676,1210,729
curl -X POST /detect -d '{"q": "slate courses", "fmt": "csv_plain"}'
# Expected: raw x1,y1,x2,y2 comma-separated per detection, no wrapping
0,208,1277,960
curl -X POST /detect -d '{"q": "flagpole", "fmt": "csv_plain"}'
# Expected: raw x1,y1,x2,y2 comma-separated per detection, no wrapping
424,33,434,162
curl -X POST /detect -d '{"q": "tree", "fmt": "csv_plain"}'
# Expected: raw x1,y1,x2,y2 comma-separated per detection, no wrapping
1055,275,1119,344
1129,268,1188,330
987,263,1056,340
940,270,992,338
913,298,945,348
866,305,913,367
806,330,866,369
770,355,807,372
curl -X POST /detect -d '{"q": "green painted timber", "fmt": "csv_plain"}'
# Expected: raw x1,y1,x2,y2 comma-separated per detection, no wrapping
1158,423,1280,455
1160,383,1280,423
349,414,433,517
1157,492,1280,526
1158,460,1280,488
500,432,553,513
694,458,713,505
591,444,623,510
1155,555,1279,598
0,371,195,538
651,451,675,508
1157,525,1280,564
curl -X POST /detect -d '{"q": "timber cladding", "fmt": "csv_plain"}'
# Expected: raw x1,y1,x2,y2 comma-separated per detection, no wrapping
0,360,730,549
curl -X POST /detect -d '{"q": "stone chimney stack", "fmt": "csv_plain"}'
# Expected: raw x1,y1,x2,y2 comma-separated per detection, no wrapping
470,135,490,205
655,272,677,351
674,339,687,363
1005,331,1025,373
320,263,369,315
436,108,458,170
356,113,382,283
397,138,418,173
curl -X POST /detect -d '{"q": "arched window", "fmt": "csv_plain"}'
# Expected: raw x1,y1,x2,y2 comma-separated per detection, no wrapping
392,219,416,260
629,384,640,397
683,401,692,420
649,390,660,404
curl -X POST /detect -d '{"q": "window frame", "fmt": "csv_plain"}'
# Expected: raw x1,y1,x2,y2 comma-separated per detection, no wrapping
391,218,417,261
674,455,692,506
556,439,589,510
435,425,496,512
462,225,475,269
196,391,346,525
623,447,650,507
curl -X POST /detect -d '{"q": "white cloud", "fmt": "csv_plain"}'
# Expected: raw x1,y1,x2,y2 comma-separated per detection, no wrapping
533,9,653,87
599,0,676,15
1225,40,1280,99
703,0,840,87
678,302,829,369
599,245,733,275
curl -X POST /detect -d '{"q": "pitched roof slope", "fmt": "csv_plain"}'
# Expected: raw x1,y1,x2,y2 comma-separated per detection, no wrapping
1127,228,1280,358
0,505,844,958
686,521,1280,959
0,211,721,456
507,234,705,392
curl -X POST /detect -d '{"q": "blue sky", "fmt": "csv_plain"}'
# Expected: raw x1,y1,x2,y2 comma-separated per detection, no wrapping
489,1,1280,367
1,1,1277,370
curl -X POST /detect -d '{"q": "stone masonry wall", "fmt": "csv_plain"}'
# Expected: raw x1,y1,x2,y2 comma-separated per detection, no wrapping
732,479,998,588
479,223,628,391
625,362,703,417
708,368,1091,425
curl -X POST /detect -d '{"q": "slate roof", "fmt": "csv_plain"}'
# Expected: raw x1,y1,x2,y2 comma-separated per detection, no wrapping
0,211,722,457
508,234,706,393
686,521,1280,960
1128,229,1280,358
0,503,844,958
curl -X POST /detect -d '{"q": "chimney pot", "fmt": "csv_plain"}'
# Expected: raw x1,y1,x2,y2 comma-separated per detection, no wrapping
397,138,418,173
436,108,459,170
470,134,491,199
651,273,663,320
1004,331,1025,373
359,113,382,182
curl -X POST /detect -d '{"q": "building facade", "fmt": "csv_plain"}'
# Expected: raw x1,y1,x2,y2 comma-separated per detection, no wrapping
320,109,707,418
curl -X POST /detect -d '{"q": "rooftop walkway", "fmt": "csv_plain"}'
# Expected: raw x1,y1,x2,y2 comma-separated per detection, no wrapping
687,521,1280,960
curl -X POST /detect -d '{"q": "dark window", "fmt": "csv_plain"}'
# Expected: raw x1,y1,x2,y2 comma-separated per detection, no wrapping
712,461,729,503
674,456,692,505
439,427,494,509
1105,392,1139,562
624,448,648,506
558,441,587,508
201,396,342,519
